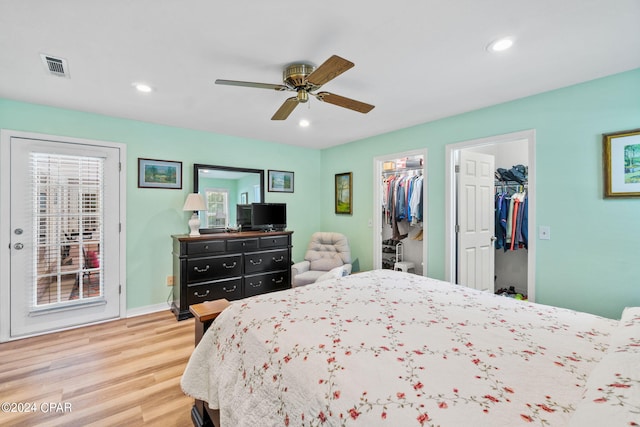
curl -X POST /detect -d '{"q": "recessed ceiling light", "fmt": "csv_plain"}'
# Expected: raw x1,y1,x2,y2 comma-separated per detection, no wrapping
299,119,310,128
487,37,514,52
133,83,153,93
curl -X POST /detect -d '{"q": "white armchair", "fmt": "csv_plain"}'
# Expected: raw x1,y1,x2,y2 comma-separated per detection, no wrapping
291,232,352,287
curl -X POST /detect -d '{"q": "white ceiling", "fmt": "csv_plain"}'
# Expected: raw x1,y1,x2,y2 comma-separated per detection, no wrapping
1,0,639,149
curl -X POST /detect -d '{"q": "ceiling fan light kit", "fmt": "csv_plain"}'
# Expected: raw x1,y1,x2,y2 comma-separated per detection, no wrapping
215,55,375,121
487,37,514,52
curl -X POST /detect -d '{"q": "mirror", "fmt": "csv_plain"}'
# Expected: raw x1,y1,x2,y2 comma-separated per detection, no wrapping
193,164,264,232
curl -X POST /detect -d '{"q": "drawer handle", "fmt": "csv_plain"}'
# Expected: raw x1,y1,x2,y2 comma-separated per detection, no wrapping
204,245,209,250
249,280,262,288
194,290,210,298
272,277,284,284
250,258,263,265
272,256,284,263
223,285,237,293
194,265,210,273
223,261,237,269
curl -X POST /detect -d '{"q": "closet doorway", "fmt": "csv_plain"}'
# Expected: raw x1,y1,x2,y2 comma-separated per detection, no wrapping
444,130,536,301
373,149,427,275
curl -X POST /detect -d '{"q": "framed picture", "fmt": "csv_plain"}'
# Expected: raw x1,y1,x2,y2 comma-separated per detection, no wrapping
240,192,248,204
138,158,182,189
335,172,353,214
268,170,294,193
603,128,640,198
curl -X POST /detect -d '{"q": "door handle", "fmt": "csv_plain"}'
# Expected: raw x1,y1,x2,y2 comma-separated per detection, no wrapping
13,243,24,250
490,236,497,242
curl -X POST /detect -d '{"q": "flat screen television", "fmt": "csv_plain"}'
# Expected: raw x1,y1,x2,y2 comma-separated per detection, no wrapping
236,204,253,230
251,203,287,231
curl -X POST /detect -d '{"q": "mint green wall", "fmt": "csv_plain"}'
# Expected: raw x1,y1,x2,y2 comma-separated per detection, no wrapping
238,175,260,203
0,100,321,310
321,68,640,319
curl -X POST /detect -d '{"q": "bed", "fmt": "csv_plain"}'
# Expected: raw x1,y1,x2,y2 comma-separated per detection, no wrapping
181,269,640,426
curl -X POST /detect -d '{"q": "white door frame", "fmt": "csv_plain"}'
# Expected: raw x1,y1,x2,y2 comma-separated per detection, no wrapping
0,129,127,342
444,130,536,301
373,148,428,274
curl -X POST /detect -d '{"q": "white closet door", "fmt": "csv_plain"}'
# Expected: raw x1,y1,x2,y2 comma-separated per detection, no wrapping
457,150,495,291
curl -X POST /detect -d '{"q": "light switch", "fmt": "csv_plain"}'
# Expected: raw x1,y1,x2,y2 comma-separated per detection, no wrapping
539,226,551,240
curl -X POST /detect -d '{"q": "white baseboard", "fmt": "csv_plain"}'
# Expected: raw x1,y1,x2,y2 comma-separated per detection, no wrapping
126,302,171,318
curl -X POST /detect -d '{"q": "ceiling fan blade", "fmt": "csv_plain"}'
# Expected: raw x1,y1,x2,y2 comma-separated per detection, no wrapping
306,55,354,86
271,97,299,120
315,92,375,114
215,79,289,91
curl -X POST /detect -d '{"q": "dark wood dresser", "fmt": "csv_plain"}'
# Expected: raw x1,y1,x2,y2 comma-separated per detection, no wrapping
171,230,293,320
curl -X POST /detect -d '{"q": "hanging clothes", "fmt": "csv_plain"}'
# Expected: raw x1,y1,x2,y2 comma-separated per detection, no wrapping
494,183,528,252
409,175,423,225
382,172,424,240
494,192,508,250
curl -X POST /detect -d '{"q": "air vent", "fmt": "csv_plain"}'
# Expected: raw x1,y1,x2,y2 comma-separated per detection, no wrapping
40,54,70,78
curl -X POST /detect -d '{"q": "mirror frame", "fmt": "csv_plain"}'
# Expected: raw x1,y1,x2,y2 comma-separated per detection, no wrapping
193,163,265,231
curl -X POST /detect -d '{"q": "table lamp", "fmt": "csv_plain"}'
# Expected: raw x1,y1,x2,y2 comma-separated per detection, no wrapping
183,193,206,236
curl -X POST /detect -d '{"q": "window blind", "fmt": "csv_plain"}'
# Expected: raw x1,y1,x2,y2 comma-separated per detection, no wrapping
31,152,104,307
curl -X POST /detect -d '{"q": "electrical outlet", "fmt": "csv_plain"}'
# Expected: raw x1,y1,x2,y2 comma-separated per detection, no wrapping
166,275,174,286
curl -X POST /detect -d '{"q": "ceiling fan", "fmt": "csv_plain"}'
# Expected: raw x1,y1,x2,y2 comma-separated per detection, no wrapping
215,55,375,120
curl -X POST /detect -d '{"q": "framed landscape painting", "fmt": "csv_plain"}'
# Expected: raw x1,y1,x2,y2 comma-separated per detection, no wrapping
603,129,640,198
138,158,182,189
268,170,294,193
335,172,352,214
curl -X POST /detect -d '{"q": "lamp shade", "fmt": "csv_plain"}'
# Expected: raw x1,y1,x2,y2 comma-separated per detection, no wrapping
183,193,206,211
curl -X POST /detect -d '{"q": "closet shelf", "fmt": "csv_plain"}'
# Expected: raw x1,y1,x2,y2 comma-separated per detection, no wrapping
382,167,423,176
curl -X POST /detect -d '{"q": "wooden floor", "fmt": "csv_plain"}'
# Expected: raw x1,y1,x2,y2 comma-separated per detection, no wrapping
0,311,196,427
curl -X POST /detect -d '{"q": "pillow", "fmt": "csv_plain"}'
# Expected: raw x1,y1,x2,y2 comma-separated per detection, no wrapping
315,266,348,283
568,307,640,426
86,251,100,268
309,255,342,271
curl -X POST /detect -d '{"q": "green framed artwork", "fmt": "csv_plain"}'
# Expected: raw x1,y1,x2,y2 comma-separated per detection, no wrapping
335,172,352,214
603,128,640,198
138,158,182,189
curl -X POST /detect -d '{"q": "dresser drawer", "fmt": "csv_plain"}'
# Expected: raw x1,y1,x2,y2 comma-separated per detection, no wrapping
186,240,226,256
187,278,242,306
186,254,242,283
260,235,289,248
244,248,289,274
244,271,290,298
227,238,259,253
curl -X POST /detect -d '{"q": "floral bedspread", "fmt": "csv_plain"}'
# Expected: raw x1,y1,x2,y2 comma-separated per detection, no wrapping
569,306,640,426
182,270,626,426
